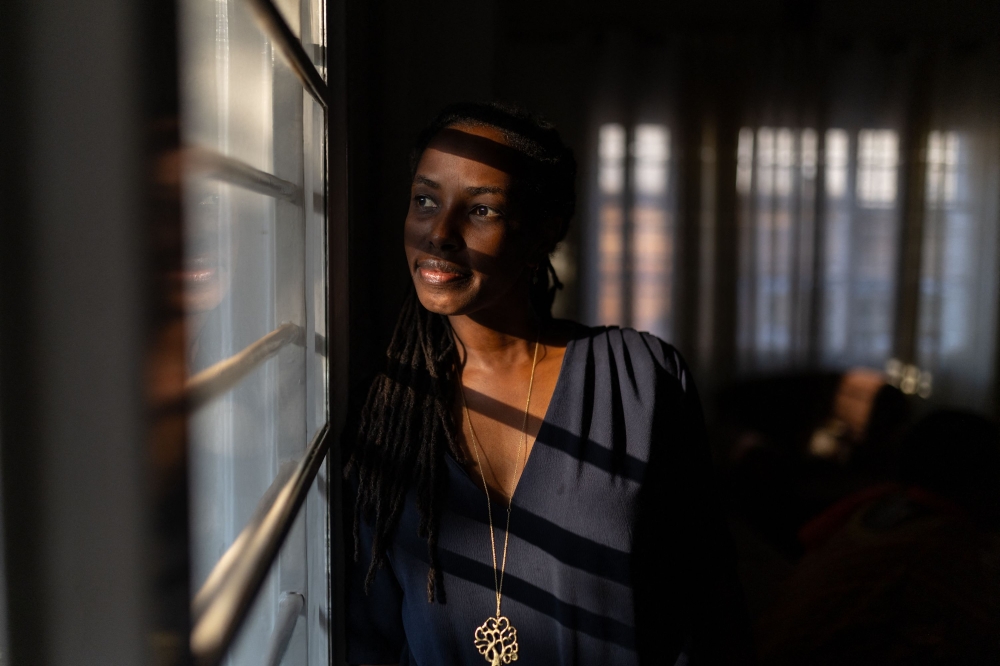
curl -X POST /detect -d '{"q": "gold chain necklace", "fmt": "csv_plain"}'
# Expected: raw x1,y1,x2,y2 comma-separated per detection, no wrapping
459,336,540,666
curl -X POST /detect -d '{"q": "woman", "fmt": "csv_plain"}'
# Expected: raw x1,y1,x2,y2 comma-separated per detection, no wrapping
347,103,750,665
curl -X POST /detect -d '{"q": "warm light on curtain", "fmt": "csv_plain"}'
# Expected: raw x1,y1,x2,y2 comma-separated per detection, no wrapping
593,121,675,342
582,45,1000,413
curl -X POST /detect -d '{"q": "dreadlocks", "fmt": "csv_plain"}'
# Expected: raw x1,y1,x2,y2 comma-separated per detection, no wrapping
348,101,577,602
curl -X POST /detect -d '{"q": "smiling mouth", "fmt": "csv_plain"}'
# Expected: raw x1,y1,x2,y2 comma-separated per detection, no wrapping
176,252,220,285
416,258,472,285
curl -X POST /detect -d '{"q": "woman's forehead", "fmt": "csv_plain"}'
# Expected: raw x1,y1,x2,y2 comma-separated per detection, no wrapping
420,126,526,179
415,149,512,192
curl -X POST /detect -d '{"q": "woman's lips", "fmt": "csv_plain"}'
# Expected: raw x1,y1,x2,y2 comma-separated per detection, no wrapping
183,267,217,283
416,259,471,285
176,253,220,285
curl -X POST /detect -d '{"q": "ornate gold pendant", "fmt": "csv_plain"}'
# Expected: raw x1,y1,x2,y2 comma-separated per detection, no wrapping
474,615,518,665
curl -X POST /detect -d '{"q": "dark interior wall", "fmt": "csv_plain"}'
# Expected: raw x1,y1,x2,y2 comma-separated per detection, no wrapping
346,0,500,389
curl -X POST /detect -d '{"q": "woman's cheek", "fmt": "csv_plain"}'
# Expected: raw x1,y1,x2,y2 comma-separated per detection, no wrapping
402,215,426,256
467,222,520,267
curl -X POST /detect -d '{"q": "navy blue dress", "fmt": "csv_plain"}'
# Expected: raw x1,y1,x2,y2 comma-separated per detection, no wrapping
347,326,748,665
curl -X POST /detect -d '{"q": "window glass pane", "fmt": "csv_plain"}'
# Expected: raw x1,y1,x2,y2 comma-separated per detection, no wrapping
273,0,302,39
305,0,326,76
181,0,310,585
272,0,326,76
178,0,329,659
225,467,329,666
181,0,277,174
304,95,328,438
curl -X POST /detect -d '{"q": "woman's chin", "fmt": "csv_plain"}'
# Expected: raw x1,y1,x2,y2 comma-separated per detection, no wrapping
413,281,477,317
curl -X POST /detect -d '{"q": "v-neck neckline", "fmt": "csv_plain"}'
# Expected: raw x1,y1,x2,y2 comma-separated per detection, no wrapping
449,334,577,510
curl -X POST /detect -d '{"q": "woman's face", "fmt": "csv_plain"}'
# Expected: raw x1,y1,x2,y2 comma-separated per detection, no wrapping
404,124,541,317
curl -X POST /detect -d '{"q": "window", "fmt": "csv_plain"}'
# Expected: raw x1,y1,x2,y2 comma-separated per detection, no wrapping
580,49,1000,416
630,124,673,339
735,126,817,369
821,129,901,367
596,123,627,326
177,0,330,662
917,130,1000,410
920,131,970,356
856,130,899,208
731,126,902,371
591,122,675,340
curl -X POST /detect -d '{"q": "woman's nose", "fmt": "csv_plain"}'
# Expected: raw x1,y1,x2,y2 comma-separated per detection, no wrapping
427,208,464,252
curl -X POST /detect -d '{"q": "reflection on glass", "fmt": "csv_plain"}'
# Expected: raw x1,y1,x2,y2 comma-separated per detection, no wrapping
178,0,329,660
224,481,328,666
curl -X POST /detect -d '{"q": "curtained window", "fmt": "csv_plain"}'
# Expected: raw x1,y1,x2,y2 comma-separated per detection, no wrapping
736,127,818,370
736,126,905,372
916,127,1000,411
581,44,1000,414
592,122,676,342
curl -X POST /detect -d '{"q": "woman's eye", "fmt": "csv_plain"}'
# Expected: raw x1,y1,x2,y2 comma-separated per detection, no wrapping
471,205,499,218
414,195,437,209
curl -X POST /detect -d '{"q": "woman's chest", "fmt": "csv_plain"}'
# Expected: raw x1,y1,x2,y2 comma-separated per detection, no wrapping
389,449,644,618
388,456,644,663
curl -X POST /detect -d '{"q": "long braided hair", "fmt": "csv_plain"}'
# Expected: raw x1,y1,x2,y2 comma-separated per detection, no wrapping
348,102,577,602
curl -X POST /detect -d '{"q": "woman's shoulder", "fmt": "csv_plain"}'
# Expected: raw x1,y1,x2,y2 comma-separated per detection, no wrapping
555,320,693,391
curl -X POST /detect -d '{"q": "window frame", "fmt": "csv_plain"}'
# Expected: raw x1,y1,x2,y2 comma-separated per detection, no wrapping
168,0,347,662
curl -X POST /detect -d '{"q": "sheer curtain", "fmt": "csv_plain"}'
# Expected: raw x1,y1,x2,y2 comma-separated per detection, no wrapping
591,122,676,341
735,126,819,371
581,40,1000,414
915,54,1000,413
583,41,680,344
737,125,906,372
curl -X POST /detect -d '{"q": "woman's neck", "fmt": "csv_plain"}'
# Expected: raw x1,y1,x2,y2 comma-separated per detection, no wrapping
448,282,542,372
449,311,539,373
